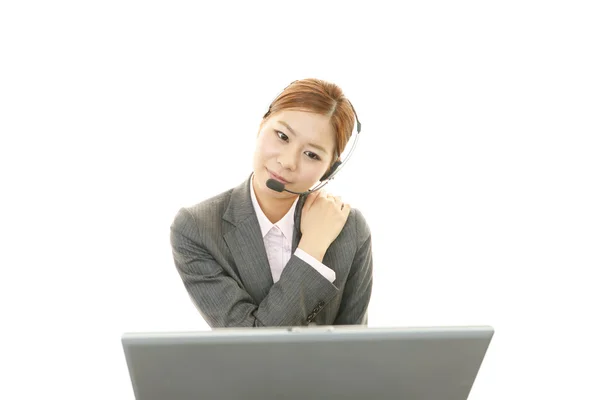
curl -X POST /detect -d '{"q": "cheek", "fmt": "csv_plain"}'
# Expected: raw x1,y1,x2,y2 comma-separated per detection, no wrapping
257,135,280,158
296,162,326,181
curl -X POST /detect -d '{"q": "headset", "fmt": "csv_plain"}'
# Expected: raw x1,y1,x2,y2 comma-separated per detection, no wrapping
263,80,362,195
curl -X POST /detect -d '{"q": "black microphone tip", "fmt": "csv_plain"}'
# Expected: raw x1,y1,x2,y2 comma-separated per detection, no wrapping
266,179,285,192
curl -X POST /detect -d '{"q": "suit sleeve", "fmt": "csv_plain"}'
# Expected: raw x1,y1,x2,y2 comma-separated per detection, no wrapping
170,208,339,328
333,209,374,325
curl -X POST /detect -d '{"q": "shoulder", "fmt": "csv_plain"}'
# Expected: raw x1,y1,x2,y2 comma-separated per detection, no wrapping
186,188,234,222
348,207,371,247
170,187,234,235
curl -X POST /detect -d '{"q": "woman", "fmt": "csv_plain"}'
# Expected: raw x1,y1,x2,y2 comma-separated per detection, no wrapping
170,78,373,327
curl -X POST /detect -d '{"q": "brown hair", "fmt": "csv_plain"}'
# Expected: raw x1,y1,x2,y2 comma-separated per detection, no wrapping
262,78,357,167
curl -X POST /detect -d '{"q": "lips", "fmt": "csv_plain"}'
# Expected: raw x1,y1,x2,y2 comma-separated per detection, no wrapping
266,168,290,184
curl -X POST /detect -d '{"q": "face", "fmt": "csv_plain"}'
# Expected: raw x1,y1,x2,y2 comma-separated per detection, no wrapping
252,109,336,200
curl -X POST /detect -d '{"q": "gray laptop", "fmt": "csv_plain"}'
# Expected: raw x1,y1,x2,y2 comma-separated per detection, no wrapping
122,325,494,400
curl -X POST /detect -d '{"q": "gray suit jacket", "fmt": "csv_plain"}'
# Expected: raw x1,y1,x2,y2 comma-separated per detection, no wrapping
170,174,373,328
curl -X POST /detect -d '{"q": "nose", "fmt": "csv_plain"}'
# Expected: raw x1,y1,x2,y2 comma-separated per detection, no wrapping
277,148,298,171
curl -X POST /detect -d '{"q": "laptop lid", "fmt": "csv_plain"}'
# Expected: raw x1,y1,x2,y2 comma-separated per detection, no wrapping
122,325,494,400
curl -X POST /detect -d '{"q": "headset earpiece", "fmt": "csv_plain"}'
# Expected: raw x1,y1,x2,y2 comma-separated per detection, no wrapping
320,160,342,181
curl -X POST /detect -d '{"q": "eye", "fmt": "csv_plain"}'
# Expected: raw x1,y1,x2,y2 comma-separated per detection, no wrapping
305,151,321,161
276,130,289,142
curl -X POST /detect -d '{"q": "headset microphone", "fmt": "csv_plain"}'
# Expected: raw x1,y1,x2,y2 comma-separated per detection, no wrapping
266,178,330,195
266,179,302,194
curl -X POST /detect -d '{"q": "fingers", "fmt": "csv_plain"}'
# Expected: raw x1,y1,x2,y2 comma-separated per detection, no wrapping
333,195,342,207
308,190,350,214
328,194,342,206
303,190,320,210
342,202,351,215
325,193,350,214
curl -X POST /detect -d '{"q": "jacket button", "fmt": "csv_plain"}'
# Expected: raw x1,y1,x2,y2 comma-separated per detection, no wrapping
318,301,325,307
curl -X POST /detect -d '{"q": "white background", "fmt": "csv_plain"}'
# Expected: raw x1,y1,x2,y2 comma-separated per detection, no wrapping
1,1,599,399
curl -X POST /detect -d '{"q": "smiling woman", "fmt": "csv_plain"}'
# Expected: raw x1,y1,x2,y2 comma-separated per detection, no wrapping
169,78,373,328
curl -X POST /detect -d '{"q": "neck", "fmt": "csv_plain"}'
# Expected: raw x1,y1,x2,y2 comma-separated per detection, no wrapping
252,177,297,224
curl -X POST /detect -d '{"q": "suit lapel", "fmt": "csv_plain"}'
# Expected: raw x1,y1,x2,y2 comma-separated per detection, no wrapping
222,174,274,303
222,174,310,304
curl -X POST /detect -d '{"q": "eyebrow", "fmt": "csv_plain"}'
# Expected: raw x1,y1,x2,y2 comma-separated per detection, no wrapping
277,120,330,155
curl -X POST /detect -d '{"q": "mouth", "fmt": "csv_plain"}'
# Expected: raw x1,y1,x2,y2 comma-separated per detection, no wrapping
266,168,290,184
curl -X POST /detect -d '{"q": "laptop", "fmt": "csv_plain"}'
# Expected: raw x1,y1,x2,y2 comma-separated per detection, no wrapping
122,325,494,400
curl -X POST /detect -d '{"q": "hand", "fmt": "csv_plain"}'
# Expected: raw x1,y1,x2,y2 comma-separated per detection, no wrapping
298,190,351,261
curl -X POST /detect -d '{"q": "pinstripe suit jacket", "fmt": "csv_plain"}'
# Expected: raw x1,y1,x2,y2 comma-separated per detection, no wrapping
169,174,373,327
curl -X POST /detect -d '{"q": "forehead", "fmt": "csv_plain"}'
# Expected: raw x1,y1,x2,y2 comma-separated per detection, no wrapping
269,109,336,145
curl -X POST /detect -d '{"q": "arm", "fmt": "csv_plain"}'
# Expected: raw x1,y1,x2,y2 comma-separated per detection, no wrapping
170,208,339,328
333,210,374,325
